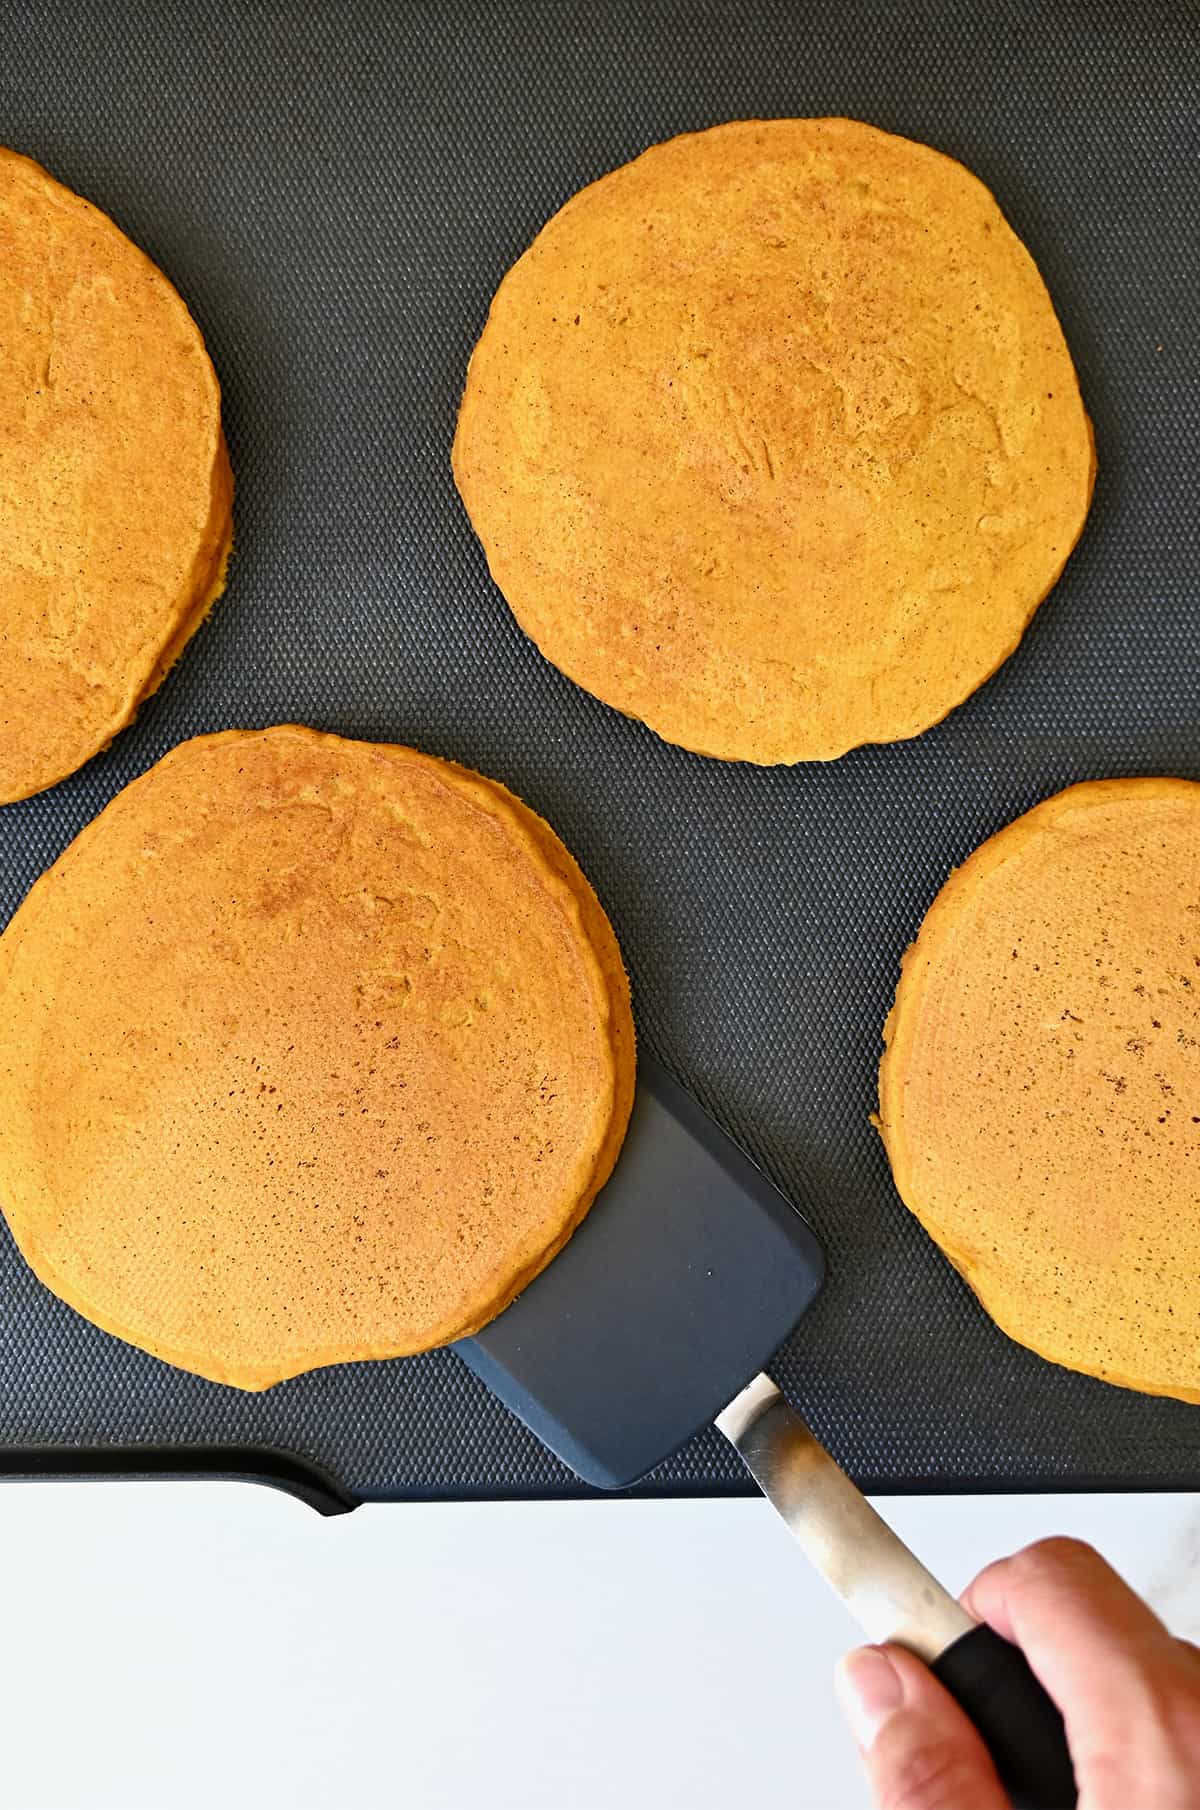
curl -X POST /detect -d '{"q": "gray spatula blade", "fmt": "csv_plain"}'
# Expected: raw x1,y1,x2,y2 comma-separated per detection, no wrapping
459,1057,824,1489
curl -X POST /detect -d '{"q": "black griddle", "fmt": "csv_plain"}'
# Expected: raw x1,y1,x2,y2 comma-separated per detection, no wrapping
1,0,1199,1509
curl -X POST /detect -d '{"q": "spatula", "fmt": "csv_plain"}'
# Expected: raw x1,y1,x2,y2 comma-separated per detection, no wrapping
460,1058,1077,1810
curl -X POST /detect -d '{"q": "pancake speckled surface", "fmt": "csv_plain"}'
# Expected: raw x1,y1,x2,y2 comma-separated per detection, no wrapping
878,779,1200,1403
454,117,1095,764
0,147,233,803
0,726,635,1389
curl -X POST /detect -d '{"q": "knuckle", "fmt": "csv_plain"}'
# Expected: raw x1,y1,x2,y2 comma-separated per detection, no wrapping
1005,1535,1102,1590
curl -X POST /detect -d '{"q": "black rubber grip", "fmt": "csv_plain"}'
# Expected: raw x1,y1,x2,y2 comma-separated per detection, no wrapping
932,1623,1077,1809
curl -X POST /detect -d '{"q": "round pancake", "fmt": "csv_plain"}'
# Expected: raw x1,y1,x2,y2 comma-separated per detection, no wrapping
454,118,1095,764
0,148,233,803
0,725,635,1389
878,779,1200,1402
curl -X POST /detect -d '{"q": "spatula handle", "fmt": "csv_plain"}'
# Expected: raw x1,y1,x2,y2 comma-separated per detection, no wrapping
716,1376,1076,1809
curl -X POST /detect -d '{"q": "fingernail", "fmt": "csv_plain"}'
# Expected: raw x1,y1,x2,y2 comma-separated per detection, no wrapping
835,1646,904,1750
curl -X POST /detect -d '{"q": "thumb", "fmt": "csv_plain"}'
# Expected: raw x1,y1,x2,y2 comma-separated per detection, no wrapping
835,1644,1011,1810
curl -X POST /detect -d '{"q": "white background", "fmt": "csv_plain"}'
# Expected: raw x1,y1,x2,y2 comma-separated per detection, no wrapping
3,1484,1198,1809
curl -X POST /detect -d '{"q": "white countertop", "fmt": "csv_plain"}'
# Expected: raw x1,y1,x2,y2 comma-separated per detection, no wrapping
3,1482,1198,1809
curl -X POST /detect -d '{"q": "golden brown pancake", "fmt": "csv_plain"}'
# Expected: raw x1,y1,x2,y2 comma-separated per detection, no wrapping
0,148,233,803
878,779,1200,1402
0,725,635,1388
454,118,1095,764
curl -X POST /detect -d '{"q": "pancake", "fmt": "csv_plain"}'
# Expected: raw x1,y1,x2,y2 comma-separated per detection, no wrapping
0,725,635,1388
878,778,1200,1402
0,148,233,803
453,118,1095,764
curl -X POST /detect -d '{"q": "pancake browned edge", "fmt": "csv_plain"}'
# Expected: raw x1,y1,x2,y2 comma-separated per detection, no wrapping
877,777,1200,1403
0,727,635,1387
136,438,233,702
463,765,638,1328
0,148,234,803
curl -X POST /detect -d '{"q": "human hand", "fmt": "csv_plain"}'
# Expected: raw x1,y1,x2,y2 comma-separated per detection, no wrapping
834,1536,1200,1809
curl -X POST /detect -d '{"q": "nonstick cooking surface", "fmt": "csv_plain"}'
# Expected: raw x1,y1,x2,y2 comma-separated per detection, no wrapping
1,0,1198,1503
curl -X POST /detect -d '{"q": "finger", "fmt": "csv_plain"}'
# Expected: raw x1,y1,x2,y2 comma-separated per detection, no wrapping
963,1536,1178,1713
835,1643,1010,1810
963,1536,1200,1799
